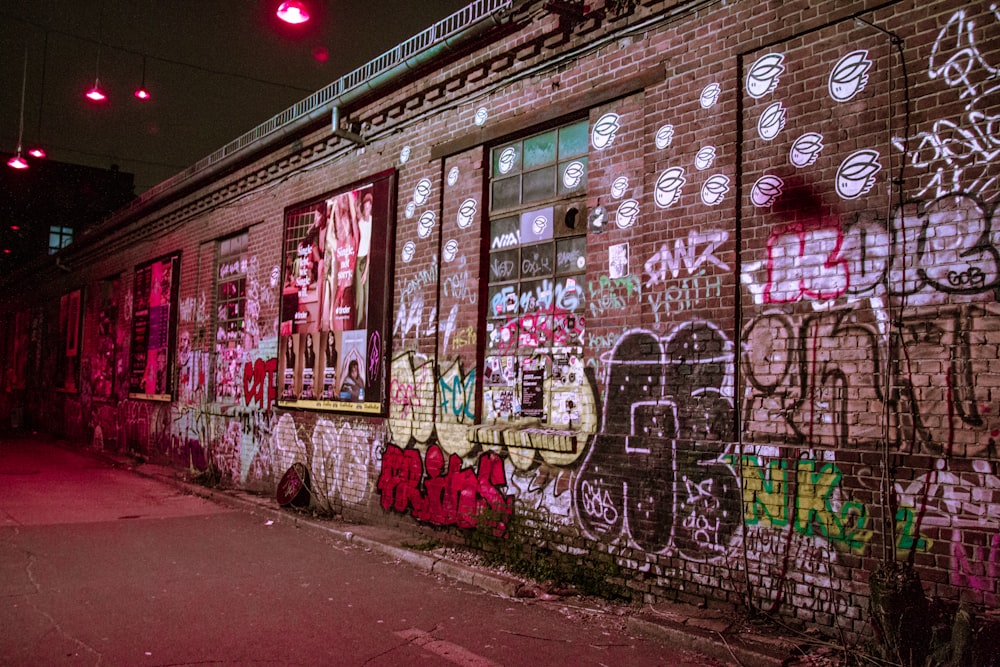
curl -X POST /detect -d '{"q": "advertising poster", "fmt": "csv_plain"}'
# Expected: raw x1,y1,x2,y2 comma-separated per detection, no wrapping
55,289,82,392
278,171,395,413
129,253,180,401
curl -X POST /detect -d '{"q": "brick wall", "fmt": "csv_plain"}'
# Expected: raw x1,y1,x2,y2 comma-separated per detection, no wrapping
2,0,997,639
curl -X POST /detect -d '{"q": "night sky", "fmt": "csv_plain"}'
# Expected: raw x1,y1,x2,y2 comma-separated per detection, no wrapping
0,0,470,193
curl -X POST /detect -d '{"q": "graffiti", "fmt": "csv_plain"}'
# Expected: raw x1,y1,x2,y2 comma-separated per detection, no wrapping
488,278,582,316
394,293,459,352
587,274,641,318
762,220,848,304
647,273,724,324
439,361,475,420
272,413,377,508
488,307,585,353
741,303,996,456
895,461,1000,602
574,323,740,560
242,357,278,410
179,292,208,325
377,443,512,535
893,6,1000,202
442,270,477,305
728,454,882,554
744,196,1000,307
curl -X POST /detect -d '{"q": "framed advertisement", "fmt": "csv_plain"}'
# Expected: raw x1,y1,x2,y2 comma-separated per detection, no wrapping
277,170,395,414
128,252,180,401
55,288,83,392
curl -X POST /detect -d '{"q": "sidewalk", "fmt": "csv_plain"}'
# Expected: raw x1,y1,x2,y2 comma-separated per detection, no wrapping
80,439,815,667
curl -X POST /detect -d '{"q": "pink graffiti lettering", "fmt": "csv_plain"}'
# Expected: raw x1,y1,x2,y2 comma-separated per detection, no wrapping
377,444,512,536
764,221,849,303
242,357,278,410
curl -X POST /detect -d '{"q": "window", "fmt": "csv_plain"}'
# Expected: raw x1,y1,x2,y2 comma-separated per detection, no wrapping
215,232,248,401
483,120,588,428
48,226,73,254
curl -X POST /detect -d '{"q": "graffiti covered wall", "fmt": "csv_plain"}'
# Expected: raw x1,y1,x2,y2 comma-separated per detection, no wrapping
2,0,997,639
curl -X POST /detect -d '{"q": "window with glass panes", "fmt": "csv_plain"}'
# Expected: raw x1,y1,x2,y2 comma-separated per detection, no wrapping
484,119,589,427
215,232,248,401
48,226,73,254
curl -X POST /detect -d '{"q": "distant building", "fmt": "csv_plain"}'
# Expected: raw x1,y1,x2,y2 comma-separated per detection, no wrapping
0,160,134,271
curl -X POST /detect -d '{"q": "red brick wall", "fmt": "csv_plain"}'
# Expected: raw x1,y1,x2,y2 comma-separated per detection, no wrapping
3,0,997,637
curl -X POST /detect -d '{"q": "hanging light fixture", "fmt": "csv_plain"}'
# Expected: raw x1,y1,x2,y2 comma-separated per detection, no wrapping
27,32,48,159
276,1,310,24
86,45,107,102
134,56,151,100
7,48,30,170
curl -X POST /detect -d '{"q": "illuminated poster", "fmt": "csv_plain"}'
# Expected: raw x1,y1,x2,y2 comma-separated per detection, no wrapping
128,253,180,401
55,289,82,392
278,170,395,413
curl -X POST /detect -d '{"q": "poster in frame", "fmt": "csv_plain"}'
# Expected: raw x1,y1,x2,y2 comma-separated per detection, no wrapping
128,252,181,401
277,170,395,414
55,288,83,392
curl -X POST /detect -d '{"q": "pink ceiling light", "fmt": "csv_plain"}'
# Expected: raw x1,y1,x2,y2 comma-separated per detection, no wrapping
86,46,107,102
7,48,30,170
86,83,107,102
134,57,151,100
276,1,310,24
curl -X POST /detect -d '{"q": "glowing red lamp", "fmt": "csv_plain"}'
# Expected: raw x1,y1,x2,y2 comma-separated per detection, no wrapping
276,1,310,24
134,87,151,100
28,147,46,158
7,153,29,169
86,81,107,102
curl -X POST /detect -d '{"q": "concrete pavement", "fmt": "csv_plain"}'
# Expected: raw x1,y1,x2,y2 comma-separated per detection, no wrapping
1,433,802,666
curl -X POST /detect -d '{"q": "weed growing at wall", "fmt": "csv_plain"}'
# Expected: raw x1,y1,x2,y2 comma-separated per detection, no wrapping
468,507,631,601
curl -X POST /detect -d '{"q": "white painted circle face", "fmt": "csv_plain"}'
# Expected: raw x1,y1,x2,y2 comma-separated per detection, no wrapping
401,241,416,262
417,210,435,238
751,174,784,207
562,161,585,190
447,166,460,187
611,176,629,199
474,107,488,126
498,147,517,175
836,149,881,200
615,199,639,229
654,167,686,208
400,146,411,164
591,112,620,150
695,146,716,171
790,132,824,168
532,215,548,235
457,198,477,229
414,179,432,206
654,124,674,150
443,239,459,262
701,174,730,206
404,201,416,219
699,82,721,108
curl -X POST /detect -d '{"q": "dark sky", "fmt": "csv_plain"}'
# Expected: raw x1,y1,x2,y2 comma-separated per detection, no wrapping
0,0,470,193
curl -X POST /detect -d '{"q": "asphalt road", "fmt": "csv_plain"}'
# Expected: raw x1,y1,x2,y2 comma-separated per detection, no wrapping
0,436,723,666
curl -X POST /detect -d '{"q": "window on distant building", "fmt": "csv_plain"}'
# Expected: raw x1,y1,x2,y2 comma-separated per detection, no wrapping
48,226,73,254
214,232,249,401
483,118,588,428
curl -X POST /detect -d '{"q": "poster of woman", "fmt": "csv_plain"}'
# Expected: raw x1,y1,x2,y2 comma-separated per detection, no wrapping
277,171,392,414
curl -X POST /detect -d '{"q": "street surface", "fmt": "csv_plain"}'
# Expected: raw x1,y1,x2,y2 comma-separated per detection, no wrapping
0,436,723,666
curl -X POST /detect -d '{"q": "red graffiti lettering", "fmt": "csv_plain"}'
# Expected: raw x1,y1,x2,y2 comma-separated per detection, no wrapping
764,221,849,304
243,357,278,410
377,444,512,536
